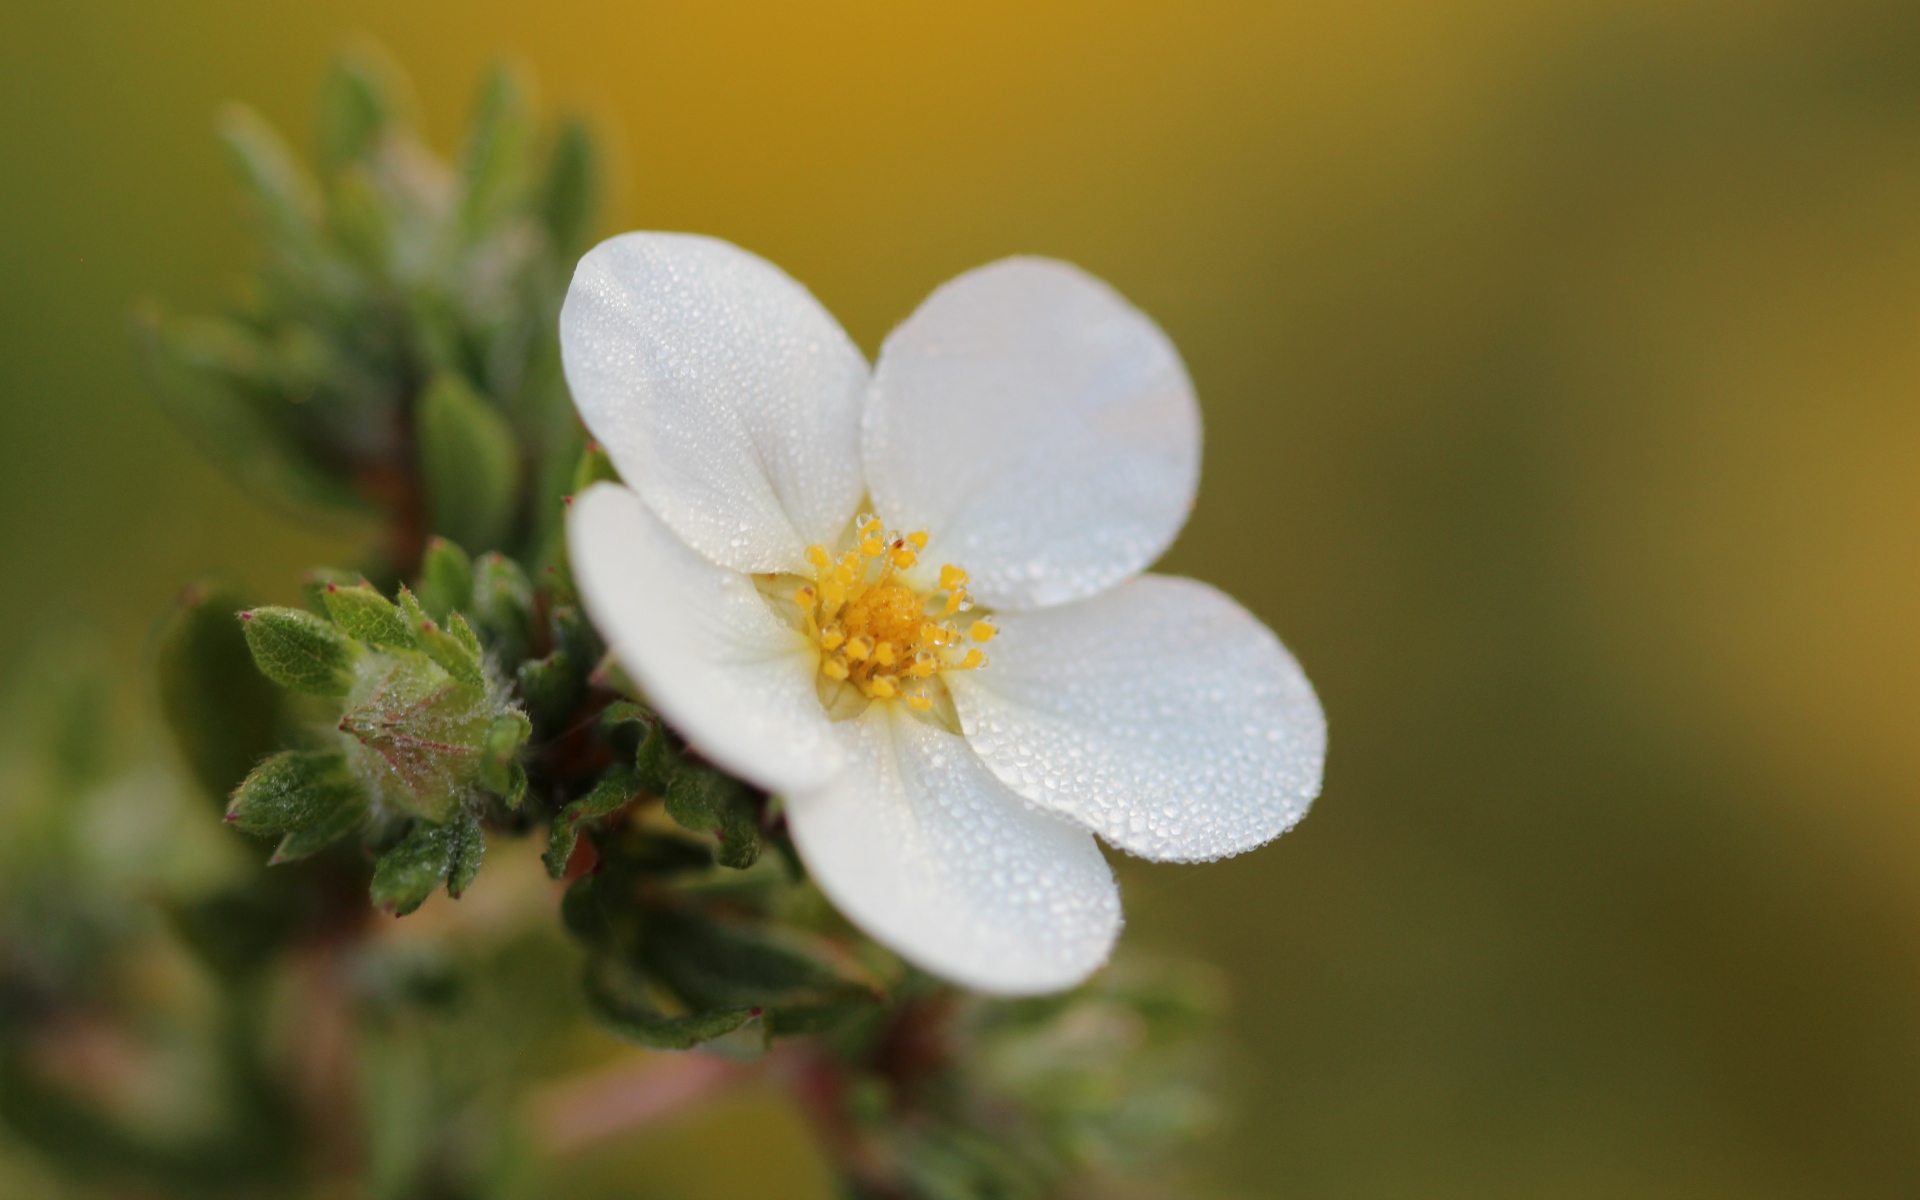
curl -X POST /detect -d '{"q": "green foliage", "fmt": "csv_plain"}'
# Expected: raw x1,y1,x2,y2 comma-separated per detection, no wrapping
322,580,418,649
240,606,358,696
417,536,475,620
156,578,283,804
136,47,599,575
22,46,1233,1200
418,371,521,551
665,768,765,870
227,750,369,862
370,813,485,915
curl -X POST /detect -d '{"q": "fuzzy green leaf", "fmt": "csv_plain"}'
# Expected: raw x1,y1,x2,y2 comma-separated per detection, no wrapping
314,49,401,174
479,712,531,798
664,769,763,870
543,765,641,879
132,307,367,523
226,750,368,862
599,700,678,795
417,537,474,621
470,552,534,662
371,813,483,915
418,620,485,689
216,103,321,250
418,373,519,552
540,117,599,258
581,955,757,1052
156,578,282,804
459,64,533,231
240,606,357,696
323,582,417,649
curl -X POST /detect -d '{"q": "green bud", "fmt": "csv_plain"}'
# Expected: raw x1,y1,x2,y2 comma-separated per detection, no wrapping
156,578,282,804
665,769,763,870
323,581,417,650
340,656,497,822
370,812,484,916
418,372,519,552
227,750,368,863
418,537,474,621
240,606,357,696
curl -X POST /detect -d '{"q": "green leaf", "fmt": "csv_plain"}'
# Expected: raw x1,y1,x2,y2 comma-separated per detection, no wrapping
641,907,873,1026
314,47,402,174
540,117,599,258
479,712,531,798
132,307,368,523
516,650,577,732
371,812,483,915
323,582,418,649
460,63,534,231
216,103,321,250
580,955,758,1052
471,552,534,661
299,566,361,614
417,537,474,621
155,578,282,804
240,606,358,696
418,617,485,690
600,700,678,795
543,765,641,879
664,769,764,870
226,750,368,862
418,372,520,552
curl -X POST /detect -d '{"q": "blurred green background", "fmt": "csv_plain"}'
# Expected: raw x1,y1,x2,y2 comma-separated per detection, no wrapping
4,0,1919,1195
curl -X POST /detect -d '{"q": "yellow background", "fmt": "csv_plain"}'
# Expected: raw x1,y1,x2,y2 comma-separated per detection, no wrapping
3,0,1919,1194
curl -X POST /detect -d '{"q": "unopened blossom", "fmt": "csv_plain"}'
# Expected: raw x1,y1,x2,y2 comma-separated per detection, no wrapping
562,233,1325,995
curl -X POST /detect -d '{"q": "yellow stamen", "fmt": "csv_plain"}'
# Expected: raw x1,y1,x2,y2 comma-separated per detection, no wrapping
783,530,993,710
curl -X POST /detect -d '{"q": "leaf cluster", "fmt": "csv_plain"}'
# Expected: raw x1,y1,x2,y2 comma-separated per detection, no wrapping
134,46,597,572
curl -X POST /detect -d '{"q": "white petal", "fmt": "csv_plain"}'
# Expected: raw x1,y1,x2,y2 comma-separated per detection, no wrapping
561,233,868,574
864,258,1200,609
786,705,1121,995
948,575,1325,862
568,483,845,793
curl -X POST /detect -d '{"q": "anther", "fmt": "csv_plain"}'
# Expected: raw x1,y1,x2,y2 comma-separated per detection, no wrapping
822,658,850,681
970,620,997,643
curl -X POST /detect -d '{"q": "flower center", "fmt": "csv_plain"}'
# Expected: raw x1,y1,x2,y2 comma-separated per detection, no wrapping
789,515,994,712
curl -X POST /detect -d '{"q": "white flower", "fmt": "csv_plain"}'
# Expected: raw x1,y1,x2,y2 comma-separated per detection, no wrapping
561,233,1325,995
